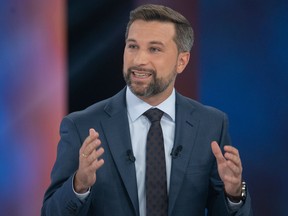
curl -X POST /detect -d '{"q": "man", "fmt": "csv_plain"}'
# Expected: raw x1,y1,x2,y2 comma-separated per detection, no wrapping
42,4,253,216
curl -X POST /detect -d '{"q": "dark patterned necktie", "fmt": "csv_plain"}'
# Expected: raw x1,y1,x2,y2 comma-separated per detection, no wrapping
143,108,168,216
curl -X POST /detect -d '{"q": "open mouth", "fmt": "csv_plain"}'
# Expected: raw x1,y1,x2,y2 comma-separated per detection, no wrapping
132,71,152,78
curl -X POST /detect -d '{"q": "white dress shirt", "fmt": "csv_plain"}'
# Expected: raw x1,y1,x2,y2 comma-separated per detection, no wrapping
126,87,175,216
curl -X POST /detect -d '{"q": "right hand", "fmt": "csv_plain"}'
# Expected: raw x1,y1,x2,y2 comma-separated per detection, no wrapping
74,128,104,193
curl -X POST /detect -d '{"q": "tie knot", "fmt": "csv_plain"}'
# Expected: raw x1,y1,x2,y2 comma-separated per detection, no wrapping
143,108,164,123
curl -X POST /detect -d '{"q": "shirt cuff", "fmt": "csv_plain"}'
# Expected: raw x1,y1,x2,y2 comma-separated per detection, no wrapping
227,198,243,211
72,173,90,201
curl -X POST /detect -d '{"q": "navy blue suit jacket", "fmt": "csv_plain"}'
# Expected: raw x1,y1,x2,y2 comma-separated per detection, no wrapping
42,87,253,216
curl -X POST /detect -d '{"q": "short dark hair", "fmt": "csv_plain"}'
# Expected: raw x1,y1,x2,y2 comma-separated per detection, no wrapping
125,4,194,52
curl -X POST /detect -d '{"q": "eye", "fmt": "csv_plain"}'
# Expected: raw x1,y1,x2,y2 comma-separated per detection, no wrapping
149,47,161,53
127,44,138,50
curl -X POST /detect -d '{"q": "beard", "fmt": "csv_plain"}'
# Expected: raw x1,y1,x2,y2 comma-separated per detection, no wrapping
123,66,177,98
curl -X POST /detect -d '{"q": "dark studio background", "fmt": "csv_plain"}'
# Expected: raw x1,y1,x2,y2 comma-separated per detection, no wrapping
1,0,287,215
68,0,131,111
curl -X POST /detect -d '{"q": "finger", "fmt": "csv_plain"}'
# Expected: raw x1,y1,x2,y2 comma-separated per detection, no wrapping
227,158,242,176
83,138,101,159
80,129,100,158
95,146,105,159
87,147,104,165
224,145,239,157
211,141,226,164
82,129,99,149
89,128,98,137
91,158,105,171
224,146,242,168
224,152,240,164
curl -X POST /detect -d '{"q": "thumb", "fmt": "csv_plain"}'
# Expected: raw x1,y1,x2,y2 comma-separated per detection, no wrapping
211,141,225,163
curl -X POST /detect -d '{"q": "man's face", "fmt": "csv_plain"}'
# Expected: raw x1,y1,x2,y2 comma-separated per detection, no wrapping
123,20,186,103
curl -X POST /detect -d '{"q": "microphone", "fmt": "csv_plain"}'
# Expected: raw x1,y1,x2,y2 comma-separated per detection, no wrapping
127,150,136,162
170,145,183,159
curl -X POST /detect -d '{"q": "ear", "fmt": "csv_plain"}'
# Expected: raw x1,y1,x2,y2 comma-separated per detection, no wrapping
176,52,190,74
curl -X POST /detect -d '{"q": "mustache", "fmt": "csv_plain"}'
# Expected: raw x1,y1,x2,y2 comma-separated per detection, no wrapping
127,66,155,74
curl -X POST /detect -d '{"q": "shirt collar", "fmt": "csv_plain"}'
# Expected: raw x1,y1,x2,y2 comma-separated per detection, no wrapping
126,86,176,122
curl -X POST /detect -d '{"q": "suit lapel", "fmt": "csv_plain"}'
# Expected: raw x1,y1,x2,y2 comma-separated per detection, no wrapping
100,88,139,216
168,93,199,216
99,89,200,216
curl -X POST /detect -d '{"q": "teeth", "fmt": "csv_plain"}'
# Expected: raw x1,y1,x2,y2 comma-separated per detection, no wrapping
133,72,150,78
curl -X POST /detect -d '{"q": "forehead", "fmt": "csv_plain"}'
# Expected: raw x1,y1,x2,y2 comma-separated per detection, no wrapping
127,20,176,44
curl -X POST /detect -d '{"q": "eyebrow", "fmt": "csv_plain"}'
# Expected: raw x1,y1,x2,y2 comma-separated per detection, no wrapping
126,38,165,47
126,38,137,43
149,41,165,47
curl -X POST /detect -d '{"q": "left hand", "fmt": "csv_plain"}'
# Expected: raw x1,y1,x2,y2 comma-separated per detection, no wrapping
211,141,242,197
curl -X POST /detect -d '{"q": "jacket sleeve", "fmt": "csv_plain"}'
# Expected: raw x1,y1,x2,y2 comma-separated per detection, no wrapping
41,116,91,216
207,113,253,216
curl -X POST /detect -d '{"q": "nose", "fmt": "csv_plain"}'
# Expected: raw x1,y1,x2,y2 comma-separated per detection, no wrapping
133,50,148,66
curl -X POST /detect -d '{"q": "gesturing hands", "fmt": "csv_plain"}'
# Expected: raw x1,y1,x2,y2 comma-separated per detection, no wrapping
211,141,242,197
74,129,105,193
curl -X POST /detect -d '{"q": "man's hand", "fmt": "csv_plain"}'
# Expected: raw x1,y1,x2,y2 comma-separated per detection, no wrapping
74,129,105,193
211,141,242,197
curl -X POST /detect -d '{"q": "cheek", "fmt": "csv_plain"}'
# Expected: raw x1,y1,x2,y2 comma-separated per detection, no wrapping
123,51,130,69
156,58,177,74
